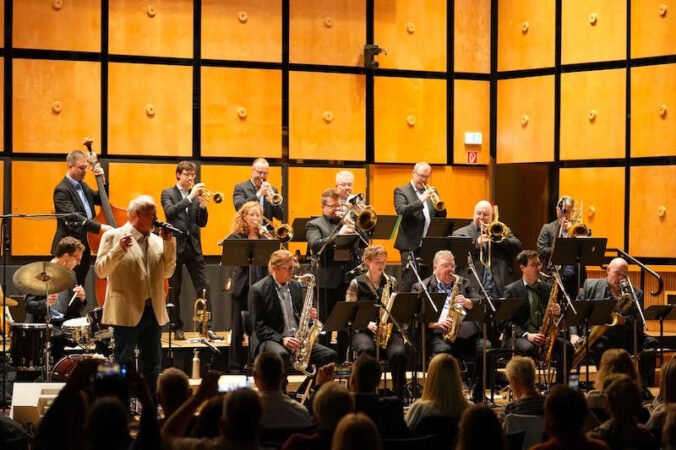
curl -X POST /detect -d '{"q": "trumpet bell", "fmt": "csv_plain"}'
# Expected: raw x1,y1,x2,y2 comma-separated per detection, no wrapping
275,224,294,243
269,192,283,206
433,200,445,212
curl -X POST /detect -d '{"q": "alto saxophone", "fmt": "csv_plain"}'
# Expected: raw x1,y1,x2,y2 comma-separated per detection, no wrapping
289,274,323,376
375,274,394,349
535,281,559,364
443,273,467,343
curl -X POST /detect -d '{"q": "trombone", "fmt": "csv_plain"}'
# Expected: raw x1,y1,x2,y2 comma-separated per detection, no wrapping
261,182,283,206
423,184,445,211
190,181,223,204
343,193,377,232
479,205,511,268
566,200,591,238
255,216,294,243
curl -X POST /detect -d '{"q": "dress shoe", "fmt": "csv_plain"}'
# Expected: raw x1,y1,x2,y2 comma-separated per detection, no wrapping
174,329,185,340
207,329,219,341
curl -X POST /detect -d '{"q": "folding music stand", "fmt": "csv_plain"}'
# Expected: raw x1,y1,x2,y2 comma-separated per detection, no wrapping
369,215,400,240
324,301,377,362
645,305,676,366
551,237,607,293
427,218,461,237
420,293,449,323
421,237,475,269
381,292,420,397
290,218,312,242
220,239,280,267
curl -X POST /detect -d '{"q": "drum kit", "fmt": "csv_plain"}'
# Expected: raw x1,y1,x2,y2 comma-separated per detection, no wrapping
7,261,111,381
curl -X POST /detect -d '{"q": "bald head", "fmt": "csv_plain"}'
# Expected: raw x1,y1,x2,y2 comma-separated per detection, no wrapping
607,258,629,293
473,200,493,227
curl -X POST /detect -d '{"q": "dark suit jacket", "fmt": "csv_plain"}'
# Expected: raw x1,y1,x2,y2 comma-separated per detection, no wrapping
306,215,353,289
233,179,284,222
503,279,555,338
452,221,522,296
393,183,446,252
250,274,303,353
160,185,208,256
51,177,105,254
352,393,410,439
537,219,561,262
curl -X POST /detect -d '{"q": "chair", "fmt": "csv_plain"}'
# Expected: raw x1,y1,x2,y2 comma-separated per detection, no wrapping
504,413,545,450
412,415,459,449
506,429,526,450
260,426,315,449
241,311,253,376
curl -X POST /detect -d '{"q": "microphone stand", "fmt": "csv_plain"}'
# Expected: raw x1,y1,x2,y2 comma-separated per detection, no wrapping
622,277,648,370
406,252,438,383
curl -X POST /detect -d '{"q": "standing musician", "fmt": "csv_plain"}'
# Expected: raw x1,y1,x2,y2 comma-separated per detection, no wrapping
335,170,355,214
233,158,284,225
95,195,176,391
411,250,489,403
161,161,215,341
537,195,586,296
573,258,658,392
503,250,573,385
52,150,113,285
346,245,408,398
224,201,269,373
250,249,337,371
452,200,522,298
394,162,447,292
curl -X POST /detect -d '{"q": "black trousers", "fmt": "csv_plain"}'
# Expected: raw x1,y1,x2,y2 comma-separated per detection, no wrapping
228,294,247,372
353,331,408,397
169,243,210,331
258,339,338,374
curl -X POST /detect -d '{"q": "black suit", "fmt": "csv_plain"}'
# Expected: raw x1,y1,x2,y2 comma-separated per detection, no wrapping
537,219,587,295
393,183,447,291
233,179,284,222
452,221,522,297
352,393,410,439
52,176,106,284
250,274,337,369
160,185,209,331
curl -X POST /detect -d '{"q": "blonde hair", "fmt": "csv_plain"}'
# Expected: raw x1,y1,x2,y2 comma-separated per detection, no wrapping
419,353,469,418
331,413,382,450
505,356,536,389
231,201,263,235
268,249,296,273
594,348,640,390
363,245,387,262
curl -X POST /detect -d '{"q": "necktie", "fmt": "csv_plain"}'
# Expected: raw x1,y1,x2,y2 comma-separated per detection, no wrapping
76,183,94,219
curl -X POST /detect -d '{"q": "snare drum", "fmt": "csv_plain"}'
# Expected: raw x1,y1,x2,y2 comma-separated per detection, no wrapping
10,323,48,370
87,307,112,340
62,317,90,343
52,354,106,382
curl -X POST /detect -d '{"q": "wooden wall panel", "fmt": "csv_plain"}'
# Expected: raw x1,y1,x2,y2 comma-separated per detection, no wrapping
0,1,4,47
453,80,490,165
202,0,282,62
631,64,676,158
289,0,365,66
560,68,626,160
559,167,625,250
374,77,446,164
497,0,555,71
13,0,100,52
13,59,101,154
497,75,555,163
0,58,3,150
108,63,192,157
631,0,676,58
107,162,176,223
454,0,491,74
202,67,282,159
109,0,193,58
630,166,676,258
201,165,283,256
373,0,447,71
562,0,627,64
11,161,64,255
289,72,365,161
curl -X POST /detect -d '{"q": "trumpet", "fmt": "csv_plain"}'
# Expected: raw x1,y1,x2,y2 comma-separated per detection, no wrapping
254,217,294,243
190,181,223,204
343,193,377,231
423,184,445,211
479,204,511,268
261,182,283,206
193,289,212,340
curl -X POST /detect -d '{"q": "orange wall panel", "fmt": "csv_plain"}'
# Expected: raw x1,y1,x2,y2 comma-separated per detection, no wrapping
13,0,100,52
559,167,625,250
630,166,676,258
13,59,101,154
631,64,676,158
497,75,555,163
560,68,626,160
202,67,282,159
561,0,626,64
108,63,192,157
374,0,447,72
0,1,4,47
202,0,282,62
631,0,676,58
453,80,490,165
109,0,193,58
454,0,491,74
498,0,555,71
11,161,65,255
289,72,366,161
289,0,365,66
0,58,3,150
374,76,446,164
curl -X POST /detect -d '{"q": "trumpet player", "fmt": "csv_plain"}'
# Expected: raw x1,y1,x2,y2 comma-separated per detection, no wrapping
161,161,215,341
233,158,284,225
394,161,447,292
452,200,522,298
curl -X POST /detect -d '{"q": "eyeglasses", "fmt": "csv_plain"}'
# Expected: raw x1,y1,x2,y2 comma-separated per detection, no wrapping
277,264,295,271
323,203,341,209
180,172,196,178
253,169,269,176
527,262,543,268
414,172,430,180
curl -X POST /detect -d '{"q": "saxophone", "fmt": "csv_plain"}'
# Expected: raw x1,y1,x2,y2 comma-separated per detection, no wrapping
535,281,559,364
443,273,467,343
289,274,323,376
375,274,393,349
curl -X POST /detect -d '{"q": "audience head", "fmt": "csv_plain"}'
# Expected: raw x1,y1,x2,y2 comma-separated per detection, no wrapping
219,388,263,444
662,403,676,449
331,412,382,450
662,356,676,404
506,356,537,397
253,351,285,391
190,394,224,439
157,368,191,419
350,354,381,394
457,405,506,450
313,382,354,432
85,396,131,450
602,373,642,423
594,348,640,390
421,353,469,418
543,385,588,439
232,201,263,235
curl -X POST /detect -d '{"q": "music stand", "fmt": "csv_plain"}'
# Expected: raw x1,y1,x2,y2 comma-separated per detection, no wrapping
324,301,377,362
333,235,360,262
290,218,312,242
551,237,607,293
420,293,448,323
220,239,280,267
427,218,458,237
369,215,400,240
645,305,676,366
420,237,475,270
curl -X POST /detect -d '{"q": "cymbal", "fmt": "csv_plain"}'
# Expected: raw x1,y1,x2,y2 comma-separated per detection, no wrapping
13,261,76,295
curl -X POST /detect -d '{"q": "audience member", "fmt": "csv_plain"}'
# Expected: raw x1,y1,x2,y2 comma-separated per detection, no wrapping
456,405,506,450
282,382,354,450
189,395,225,439
647,356,676,437
504,356,545,416
587,374,658,449
157,368,191,426
663,403,676,450
85,396,132,450
331,413,382,450
586,349,640,410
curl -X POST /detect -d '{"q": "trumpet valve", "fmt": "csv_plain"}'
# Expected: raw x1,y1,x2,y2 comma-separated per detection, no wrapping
213,192,224,204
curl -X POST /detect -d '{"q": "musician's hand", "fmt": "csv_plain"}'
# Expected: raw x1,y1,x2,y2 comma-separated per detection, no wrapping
309,307,318,321
159,228,173,241
92,164,105,179
526,332,545,346
339,224,355,235
257,183,270,197
456,295,472,310
46,293,58,307
197,196,207,208
195,370,221,402
189,183,205,200
552,303,561,315
316,363,336,387
367,321,378,334
73,285,86,301
561,219,571,231
435,319,452,332
283,337,301,352
120,234,134,250
100,224,113,233
570,334,581,348
420,188,435,203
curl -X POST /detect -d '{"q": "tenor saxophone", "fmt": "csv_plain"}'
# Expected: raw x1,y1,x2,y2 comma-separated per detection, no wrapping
375,274,393,349
289,274,323,376
535,281,559,364
443,273,467,343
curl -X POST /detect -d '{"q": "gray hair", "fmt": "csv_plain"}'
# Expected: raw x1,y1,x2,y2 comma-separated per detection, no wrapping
433,250,455,266
66,150,87,165
128,195,156,216
413,161,431,173
252,157,269,167
336,171,354,183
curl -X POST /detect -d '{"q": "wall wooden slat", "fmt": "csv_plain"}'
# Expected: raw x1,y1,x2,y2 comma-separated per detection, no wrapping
454,0,491,74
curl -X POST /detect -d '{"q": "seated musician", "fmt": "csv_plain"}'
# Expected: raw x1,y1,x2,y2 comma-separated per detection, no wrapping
25,236,87,362
411,250,490,403
345,245,408,398
224,201,269,373
573,257,658,393
503,250,573,384
250,249,337,373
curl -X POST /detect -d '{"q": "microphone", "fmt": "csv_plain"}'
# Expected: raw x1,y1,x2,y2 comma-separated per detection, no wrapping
63,212,87,230
347,262,367,276
202,338,221,355
153,219,184,236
